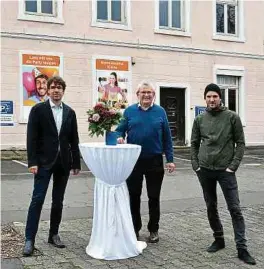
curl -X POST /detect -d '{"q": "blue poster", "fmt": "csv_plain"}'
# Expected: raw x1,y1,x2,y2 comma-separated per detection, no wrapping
1,101,14,126
195,106,206,117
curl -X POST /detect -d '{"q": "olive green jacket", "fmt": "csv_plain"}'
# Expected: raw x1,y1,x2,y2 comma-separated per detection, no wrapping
190,106,245,171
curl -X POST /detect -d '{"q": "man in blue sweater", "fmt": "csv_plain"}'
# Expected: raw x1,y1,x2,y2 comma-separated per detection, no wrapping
116,81,175,243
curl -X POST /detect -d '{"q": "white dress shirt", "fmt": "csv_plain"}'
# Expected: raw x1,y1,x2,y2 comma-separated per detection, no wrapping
49,99,63,135
138,102,153,111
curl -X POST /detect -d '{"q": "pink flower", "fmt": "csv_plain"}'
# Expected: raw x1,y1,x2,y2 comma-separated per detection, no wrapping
92,113,100,122
109,109,117,115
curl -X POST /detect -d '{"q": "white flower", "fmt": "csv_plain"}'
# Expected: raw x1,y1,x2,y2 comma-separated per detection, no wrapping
92,113,100,122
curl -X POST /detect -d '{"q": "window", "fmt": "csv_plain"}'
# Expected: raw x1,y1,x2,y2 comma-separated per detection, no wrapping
155,0,191,37
97,0,123,22
216,0,237,35
25,0,54,16
18,0,64,24
217,75,239,112
213,0,244,42
159,0,182,29
214,65,245,124
92,0,131,30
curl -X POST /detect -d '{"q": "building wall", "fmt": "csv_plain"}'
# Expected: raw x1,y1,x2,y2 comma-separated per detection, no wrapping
1,0,264,148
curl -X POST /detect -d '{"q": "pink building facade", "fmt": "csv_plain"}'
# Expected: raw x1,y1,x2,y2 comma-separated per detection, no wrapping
1,0,264,149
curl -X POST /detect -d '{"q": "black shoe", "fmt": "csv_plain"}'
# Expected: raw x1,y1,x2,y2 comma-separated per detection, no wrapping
23,240,34,256
207,238,225,252
238,249,256,265
148,232,159,243
48,234,65,248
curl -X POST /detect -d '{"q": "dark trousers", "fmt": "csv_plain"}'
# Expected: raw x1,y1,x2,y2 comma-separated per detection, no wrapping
25,157,69,241
127,155,164,233
197,168,247,249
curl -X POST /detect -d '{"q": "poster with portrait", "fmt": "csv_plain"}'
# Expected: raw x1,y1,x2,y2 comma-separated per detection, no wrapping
19,51,63,122
92,55,132,109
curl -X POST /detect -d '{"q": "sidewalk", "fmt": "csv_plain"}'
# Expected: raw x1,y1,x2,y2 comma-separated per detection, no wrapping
2,205,263,269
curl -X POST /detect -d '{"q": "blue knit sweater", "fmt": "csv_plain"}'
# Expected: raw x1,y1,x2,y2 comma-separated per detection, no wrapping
116,104,173,162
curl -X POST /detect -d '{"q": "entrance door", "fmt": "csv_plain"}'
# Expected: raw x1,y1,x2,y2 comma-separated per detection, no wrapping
160,87,185,146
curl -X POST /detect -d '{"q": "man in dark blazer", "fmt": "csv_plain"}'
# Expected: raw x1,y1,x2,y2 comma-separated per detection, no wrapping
23,76,81,256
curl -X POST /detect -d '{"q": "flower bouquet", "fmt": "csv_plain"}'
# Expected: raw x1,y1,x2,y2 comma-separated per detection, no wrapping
114,100,128,109
87,102,123,145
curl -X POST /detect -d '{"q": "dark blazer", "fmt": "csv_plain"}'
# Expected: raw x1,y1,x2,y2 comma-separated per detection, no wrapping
27,100,81,171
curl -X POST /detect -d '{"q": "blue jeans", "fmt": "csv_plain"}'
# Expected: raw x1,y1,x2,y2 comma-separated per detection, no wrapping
25,157,69,241
196,168,247,249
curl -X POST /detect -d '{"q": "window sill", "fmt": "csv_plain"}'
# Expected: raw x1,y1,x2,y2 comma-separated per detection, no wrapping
18,120,28,124
91,21,132,31
17,14,64,24
154,28,191,37
213,34,245,43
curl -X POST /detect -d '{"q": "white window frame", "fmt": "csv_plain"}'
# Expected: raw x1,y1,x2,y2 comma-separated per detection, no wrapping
91,0,132,31
155,0,191,37
213,0,245,42
214,65,246,126
217,76,239,113
18,0,64,24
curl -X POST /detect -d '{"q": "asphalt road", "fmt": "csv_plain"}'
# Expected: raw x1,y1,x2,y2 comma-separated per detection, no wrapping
1,147,263,224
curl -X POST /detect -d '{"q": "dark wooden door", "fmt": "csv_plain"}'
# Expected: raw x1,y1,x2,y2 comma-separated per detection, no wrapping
160,87,185,146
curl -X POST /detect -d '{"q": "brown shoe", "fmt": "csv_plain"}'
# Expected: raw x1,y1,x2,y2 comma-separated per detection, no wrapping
148,232,159,243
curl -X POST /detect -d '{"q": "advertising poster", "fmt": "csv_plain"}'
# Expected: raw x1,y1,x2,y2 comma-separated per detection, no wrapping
92,56,132,109
20,51,63,122
0,101,14,126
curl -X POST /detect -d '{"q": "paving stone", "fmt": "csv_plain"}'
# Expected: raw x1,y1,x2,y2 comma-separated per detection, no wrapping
20,257,43,266
56,263,82,269
69,258,92,268
88,264,110,269
84,258,105,266
1,258,23,269
3,205,264,269
105,260,122,268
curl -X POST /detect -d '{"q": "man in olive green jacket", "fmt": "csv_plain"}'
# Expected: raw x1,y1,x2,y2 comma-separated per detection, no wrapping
191,83,256,265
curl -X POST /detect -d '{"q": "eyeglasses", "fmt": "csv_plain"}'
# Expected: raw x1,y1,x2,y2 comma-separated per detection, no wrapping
139,91,153,95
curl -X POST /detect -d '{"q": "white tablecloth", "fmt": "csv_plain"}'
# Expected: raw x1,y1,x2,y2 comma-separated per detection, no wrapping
79,142,147,260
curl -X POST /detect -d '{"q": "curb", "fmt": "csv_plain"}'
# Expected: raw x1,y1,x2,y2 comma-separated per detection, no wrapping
1,146,264,160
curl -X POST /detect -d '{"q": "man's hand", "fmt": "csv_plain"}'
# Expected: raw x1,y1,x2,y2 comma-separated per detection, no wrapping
28,166,38,175
165,162,176,173
72,169,80,175
226,168,234,173
117,137,125,144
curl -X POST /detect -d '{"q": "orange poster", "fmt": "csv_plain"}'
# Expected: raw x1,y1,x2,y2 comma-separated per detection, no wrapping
96,59,129,71
93,56,132,109
20,51,63,122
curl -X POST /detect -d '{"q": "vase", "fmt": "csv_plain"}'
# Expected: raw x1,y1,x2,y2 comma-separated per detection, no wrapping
105,131,117,146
